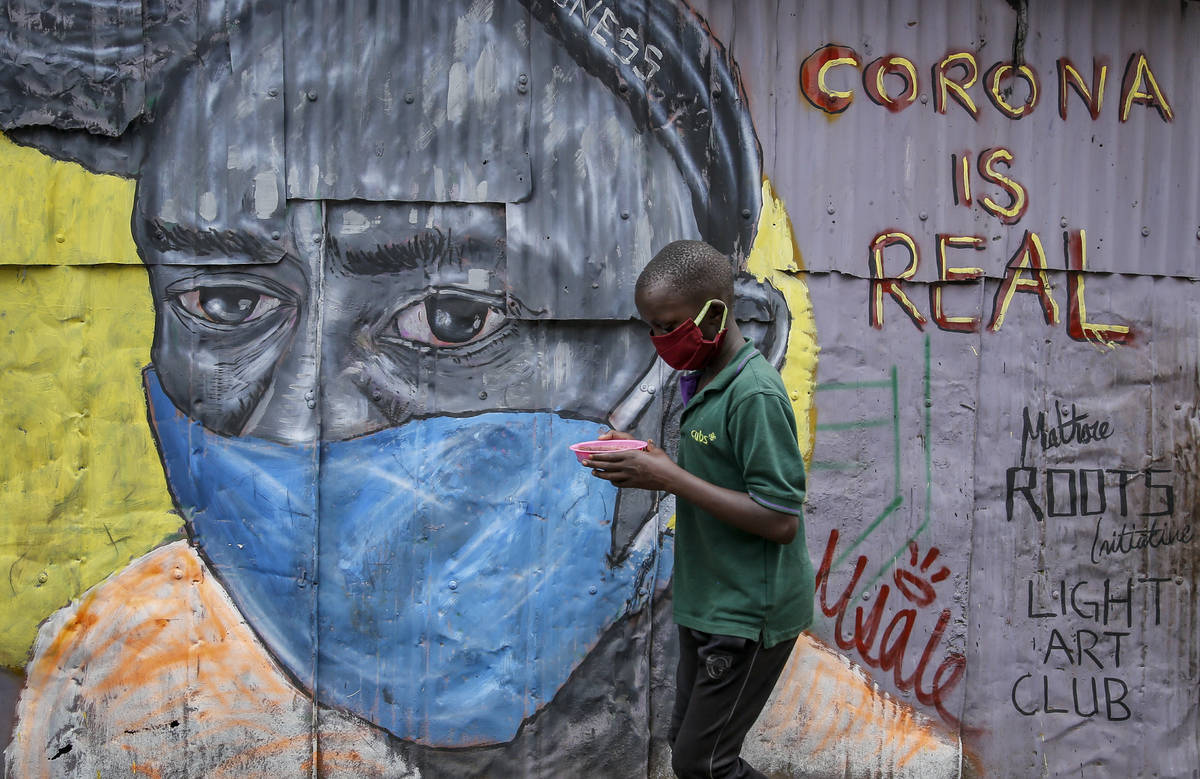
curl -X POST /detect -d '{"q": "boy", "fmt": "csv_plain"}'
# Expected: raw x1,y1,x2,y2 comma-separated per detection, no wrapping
585,239,813,779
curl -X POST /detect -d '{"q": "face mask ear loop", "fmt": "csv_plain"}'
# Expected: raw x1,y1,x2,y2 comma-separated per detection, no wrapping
693,298,729,332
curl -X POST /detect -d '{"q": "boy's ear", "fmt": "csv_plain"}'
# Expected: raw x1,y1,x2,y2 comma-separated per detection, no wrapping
732,273,789,369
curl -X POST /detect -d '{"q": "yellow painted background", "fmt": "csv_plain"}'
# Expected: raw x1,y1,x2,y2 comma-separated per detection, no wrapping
0,133,181,670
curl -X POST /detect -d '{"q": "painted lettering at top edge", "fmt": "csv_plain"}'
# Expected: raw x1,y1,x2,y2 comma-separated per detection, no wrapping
800,46,1175,123
552,0,663,82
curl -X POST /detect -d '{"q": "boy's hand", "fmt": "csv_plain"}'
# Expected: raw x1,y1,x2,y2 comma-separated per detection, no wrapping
584,440,680,492
597,428,634,441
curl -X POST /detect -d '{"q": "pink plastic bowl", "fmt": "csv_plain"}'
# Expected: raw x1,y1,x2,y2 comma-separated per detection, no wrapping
569,439,648,464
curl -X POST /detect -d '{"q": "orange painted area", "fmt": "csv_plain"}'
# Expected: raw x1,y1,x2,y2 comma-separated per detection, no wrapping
8,542,415,777
755,633,966,772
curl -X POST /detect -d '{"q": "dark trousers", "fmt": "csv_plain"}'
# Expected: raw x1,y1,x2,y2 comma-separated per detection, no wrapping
668,627,797,779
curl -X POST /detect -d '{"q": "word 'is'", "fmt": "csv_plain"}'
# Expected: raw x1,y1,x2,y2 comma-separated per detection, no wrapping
802,46,1173,123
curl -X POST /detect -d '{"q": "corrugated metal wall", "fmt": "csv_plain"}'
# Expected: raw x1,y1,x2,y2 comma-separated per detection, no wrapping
1,1,1196,776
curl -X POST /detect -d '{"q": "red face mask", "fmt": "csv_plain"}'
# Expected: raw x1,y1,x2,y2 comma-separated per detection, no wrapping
649,299,729,370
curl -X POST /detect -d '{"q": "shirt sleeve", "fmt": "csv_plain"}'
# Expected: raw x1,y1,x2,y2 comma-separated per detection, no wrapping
726,390,807,515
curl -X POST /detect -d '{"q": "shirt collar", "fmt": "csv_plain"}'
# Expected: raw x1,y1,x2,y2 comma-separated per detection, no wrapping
679,338,759,410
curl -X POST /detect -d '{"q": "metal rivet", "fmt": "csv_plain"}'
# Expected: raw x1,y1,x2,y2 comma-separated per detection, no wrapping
404,93,415,104
313,234,322,244
267,87,278,97
448,580,458,591
618,82,629,93
861,590,870,601
591,281,599,289
55,233,65,243
1175,575,1185,585
372,391,382,401
826,205,836,215
37,571,48,583
637,587,648,596
306,90,318,101
1141,227,1150,237
639,384,647,392
919,211,928,221
172,567,184,580
271,231,281,240
741,208,752,219
478,390,488,400
588,585,598,595
621,211,630,220
1060,217,1068,228
920,94,929,104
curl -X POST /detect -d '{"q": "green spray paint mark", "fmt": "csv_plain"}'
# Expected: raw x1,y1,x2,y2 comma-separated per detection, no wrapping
813,365,905,571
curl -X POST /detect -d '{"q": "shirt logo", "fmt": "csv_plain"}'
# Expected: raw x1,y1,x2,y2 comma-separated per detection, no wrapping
689,428,717,445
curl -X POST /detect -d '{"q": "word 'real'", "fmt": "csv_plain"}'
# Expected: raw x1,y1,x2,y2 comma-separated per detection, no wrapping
870,229,1132,344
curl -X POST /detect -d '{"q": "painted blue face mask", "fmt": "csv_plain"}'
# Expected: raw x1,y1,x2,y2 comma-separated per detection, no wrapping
144,369,660,746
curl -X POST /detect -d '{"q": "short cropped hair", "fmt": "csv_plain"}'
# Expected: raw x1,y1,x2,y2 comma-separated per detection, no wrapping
636,240,736,305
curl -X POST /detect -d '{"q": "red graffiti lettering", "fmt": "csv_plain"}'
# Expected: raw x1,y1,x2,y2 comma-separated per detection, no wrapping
815,529,966,727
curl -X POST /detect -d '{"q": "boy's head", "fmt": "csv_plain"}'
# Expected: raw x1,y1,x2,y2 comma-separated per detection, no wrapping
635,240,736,336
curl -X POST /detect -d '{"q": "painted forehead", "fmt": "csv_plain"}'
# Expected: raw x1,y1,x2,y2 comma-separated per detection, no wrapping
135,4,699,319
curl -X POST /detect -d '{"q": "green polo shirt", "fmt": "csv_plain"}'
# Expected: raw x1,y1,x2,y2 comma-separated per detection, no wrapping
673,339,813,647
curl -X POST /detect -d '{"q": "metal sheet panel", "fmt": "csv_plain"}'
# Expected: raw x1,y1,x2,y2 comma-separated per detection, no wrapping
282,0,532,203
507,2,696,321
726,0,1200,280
133,0,288,263
2,2,1199,778
0,0,144,135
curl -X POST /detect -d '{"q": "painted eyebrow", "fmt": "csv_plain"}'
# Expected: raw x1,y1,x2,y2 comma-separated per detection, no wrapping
139,219,279,259
330,228,502,277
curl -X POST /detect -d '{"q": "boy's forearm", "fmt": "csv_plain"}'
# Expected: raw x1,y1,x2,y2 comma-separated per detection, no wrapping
665,466,798,545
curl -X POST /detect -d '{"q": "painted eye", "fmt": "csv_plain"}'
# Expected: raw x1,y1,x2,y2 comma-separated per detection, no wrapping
390,290,507,347
175,286,283,325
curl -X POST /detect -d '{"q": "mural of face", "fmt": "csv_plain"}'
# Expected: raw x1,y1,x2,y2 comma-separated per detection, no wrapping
123,0,767,748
